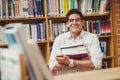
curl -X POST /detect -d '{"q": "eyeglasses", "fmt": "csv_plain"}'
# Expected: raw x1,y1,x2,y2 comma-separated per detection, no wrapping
68,18,81,22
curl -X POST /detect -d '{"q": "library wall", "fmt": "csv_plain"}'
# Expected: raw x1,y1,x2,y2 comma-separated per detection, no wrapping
114,0,120,66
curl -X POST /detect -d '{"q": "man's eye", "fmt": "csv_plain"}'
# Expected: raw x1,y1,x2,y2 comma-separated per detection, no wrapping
69,19,74,22
69,18,81,22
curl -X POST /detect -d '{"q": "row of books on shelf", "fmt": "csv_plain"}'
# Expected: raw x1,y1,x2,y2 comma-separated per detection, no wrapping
46,0,78,16
0,22,46,44
83,20,111,35
0,19,111,43
48,20,111,41
0,0,110,19
47,0,110,16
0,0,44,19
48,20,68,40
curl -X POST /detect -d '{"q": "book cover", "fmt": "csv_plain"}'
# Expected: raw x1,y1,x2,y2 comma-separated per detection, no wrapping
100,41,106,57
22,0,29,18
39,0,43,16
2,0,7,18
60,44,88,60
4,23,54,80
14,0,21,18
29,0,34,17
48,20,53,40
30,23,37,41
0,1,3,19
33,0,38,17
23,24,31,41
59,0,64,16
0,26,6,44
102,61,107,69
4,23,36,80
35,0,41,16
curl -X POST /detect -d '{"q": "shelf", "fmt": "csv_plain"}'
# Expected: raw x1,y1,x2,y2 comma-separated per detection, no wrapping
0,17,46,21
84,14,110,17
47,14,110,18
0,44,8,48
37,41,47,44
99,34,111,38
102,56,113,59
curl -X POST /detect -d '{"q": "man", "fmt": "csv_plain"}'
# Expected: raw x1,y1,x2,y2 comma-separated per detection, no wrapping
49,9,103,75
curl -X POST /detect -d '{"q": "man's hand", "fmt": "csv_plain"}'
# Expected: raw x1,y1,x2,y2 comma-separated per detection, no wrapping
56,55,70,65
81,56,90,60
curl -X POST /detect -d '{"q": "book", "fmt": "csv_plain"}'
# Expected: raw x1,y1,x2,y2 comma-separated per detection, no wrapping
29,0,34,17
4,23,54,80
100,41,106,57
102,61,107,69
60,44,88,60
4,23,36,80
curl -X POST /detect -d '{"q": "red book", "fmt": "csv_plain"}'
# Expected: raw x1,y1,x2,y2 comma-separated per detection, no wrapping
66,53,88,60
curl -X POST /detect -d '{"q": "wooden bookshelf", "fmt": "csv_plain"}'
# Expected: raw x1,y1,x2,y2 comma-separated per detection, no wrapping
0,0,117,71
20,54,29,80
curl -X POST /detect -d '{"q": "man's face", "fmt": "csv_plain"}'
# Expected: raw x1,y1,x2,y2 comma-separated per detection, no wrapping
67,14,84,34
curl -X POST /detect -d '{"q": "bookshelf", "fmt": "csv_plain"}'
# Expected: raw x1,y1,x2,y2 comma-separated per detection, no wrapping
0,0,117,70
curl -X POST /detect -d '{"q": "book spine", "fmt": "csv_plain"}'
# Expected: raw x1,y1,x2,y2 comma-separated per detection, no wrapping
39,0,43,16
7,0,12,18
35,0,40,16
33,0,38,17
29,0,34,17
37,23,41,41
0,0,3,19
22,0,29,18
23,24,31,41
2,0,7,18
100,41,107,56
48,20,53,40
46,0,50,16
40,22,45,41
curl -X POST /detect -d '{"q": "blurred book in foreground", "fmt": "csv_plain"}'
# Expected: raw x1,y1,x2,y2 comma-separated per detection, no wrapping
4,23,53,80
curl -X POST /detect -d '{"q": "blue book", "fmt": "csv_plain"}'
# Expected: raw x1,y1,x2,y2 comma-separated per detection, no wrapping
95,20,101,35
46,0,50,16
70,0,75,9
36,0,41,16
39,0,43,16
36,0,43,16
29,0,34,17
100,41,106,56
40,22,45,41
37,23,41,40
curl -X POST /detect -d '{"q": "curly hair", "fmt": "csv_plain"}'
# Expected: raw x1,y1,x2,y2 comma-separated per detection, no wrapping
66,9,84,22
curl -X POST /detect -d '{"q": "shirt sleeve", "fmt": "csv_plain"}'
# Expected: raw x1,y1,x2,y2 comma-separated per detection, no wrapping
87,34,103,69
48,35,65,70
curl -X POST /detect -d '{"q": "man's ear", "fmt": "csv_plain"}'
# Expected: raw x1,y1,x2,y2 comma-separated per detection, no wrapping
81,20,85,25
